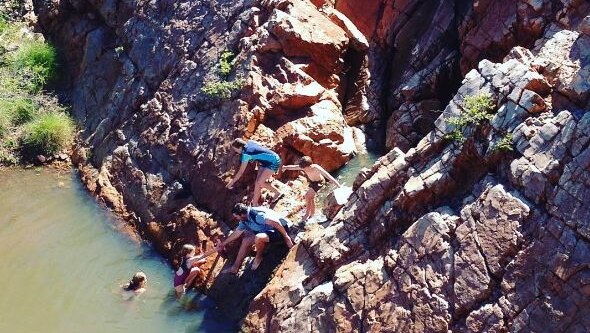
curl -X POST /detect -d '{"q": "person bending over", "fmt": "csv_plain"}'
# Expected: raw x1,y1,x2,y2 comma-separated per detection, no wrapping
282,156,341,222
217,203,293,274
227,139,283,205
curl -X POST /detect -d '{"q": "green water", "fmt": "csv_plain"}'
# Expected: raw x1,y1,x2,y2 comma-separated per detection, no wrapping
0,168,235,333
334,150,380,186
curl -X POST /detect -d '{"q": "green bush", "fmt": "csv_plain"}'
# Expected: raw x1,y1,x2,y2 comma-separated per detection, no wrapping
202,79,243,99
0,110,10,137
219,51,235,77
0,17,7,34
0,149,17,165
0,68,20,95
22,112,74,155
0,97,37,125
11,40,57,91
493,133,513,152
445,93,496,142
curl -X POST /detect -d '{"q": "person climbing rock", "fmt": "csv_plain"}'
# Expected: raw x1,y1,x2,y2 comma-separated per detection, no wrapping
217,203,293,274
173,244,207,298
282,156,342,222
227,138,283,206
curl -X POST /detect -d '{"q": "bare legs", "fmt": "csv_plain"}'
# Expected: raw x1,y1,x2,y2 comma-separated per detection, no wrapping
221,232,269,273
184,267,202,289
252,167,281,206
223,232,255,274
302,189,316,222
252,233,269,270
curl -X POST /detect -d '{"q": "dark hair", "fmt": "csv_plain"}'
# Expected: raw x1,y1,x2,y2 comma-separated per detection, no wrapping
124,272,146,291
232,203,248,216
231,138,247,150
299,156,313,168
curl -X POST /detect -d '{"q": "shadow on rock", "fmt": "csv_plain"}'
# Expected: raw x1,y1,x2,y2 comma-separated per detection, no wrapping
207,242,290,322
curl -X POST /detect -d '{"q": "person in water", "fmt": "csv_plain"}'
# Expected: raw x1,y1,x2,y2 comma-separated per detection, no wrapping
216,203,293,274
122,272,147,297
282,156,341,222
174,244,207,298
227,138,283,206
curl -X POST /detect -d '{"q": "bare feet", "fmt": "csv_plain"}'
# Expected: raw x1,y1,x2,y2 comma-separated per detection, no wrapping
251,256,263,270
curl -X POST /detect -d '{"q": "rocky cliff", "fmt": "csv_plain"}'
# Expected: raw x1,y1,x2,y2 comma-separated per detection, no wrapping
33,0,590,331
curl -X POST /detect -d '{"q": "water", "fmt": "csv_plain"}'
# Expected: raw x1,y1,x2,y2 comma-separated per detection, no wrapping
334,150,380,186
0,168,236,333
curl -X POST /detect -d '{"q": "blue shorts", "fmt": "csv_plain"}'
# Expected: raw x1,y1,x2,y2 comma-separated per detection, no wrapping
264,223,290,243
258,154,281,173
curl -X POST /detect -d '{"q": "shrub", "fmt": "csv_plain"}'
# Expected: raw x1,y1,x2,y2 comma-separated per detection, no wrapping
445,93,496,142
493,133,513,152
219,51,235,77
0,97,37,125
202,79,244,99
0,110,10,137
0,68,20,95
0,17,7,34
0,149,17,165
11,40,57,91
22,112,74,155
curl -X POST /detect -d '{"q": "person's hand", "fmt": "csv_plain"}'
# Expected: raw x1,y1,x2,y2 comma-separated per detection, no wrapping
226,182,234,189
215,241,225,251
285,237,294,249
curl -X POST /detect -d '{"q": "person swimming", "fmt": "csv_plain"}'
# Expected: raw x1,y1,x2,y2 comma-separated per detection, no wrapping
121,271,147,298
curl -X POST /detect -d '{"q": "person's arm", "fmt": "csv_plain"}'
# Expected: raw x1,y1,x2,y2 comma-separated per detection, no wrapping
266,219,293,248
317,165,341,187
227,162,248,189
281,165,303,171
216,229,244,249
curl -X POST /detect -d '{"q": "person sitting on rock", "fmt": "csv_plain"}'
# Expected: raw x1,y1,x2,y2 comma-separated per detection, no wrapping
282,156,341,222
174,244,207,298
227,138,284,206
217,203,294,274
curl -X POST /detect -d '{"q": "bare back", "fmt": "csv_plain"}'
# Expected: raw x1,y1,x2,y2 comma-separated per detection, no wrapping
303,164,325,182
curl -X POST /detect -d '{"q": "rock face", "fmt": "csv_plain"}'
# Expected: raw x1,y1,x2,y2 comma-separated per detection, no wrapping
33,0,590,331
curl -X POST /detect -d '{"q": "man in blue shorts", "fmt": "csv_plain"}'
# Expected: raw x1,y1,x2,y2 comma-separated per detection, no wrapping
217,203,293,274
227,138,283,205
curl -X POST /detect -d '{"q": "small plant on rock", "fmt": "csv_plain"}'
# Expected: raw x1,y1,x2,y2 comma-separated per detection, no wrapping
445,93,496,143
202,78,244,99
493,133,514,152
201,50,243,100
218,51,235,78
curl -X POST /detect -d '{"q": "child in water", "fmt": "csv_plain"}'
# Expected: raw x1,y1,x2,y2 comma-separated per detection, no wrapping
174,244,207,298
122,271,147,298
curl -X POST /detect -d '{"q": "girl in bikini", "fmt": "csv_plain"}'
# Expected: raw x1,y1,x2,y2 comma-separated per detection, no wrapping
282,156,341,222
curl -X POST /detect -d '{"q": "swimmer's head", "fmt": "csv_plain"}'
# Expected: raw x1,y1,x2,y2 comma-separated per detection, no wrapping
125,271,147,291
